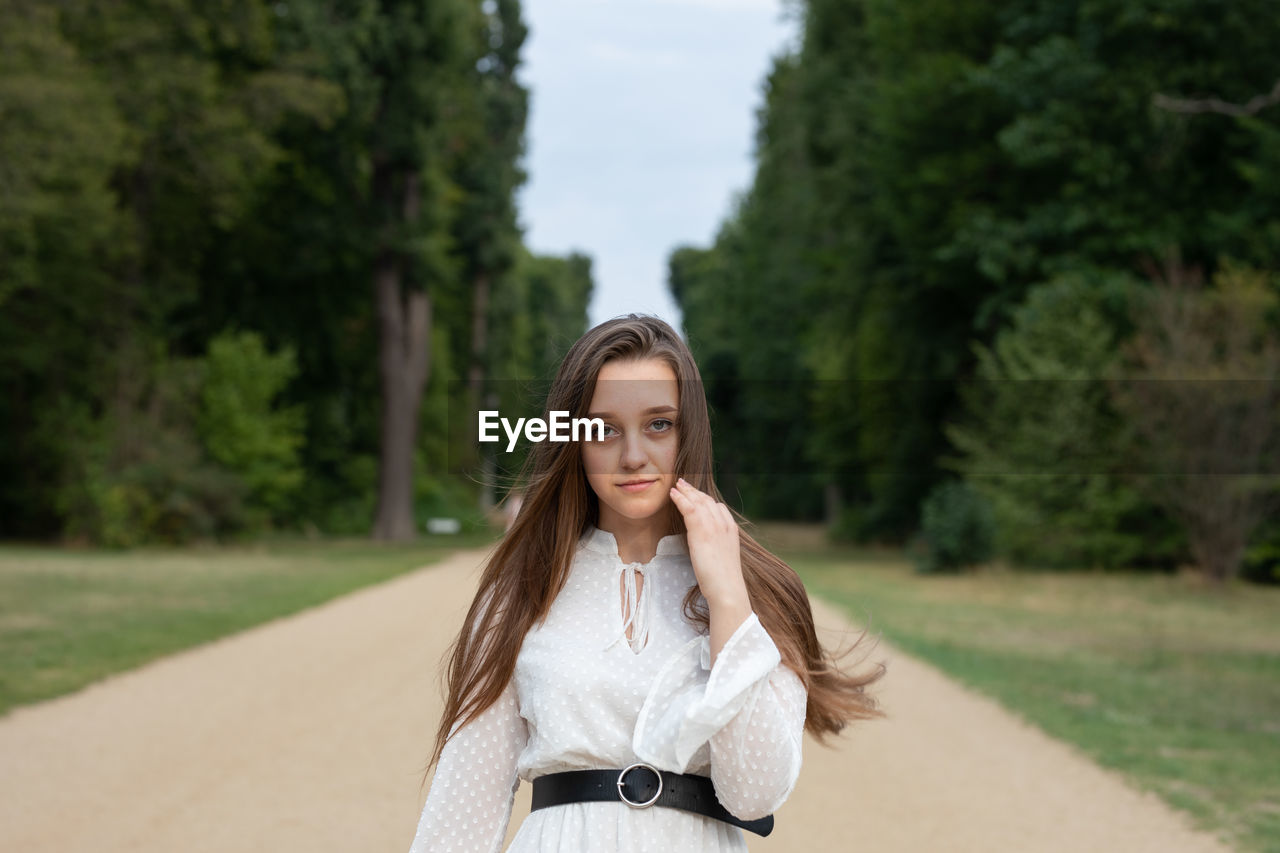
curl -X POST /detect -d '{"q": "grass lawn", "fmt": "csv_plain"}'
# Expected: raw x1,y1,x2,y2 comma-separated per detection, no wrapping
0,532,498,717
764,527,1280,853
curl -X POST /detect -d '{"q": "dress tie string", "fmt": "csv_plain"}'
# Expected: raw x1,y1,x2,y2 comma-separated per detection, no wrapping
605,562,652,654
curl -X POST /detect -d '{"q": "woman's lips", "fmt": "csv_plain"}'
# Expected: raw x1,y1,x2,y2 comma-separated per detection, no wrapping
618,479,657,493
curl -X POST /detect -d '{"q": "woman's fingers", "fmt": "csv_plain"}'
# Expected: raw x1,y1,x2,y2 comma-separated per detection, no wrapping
669,479,702,518
670,478,733,530
670,478,708,511
668,484,689,510
674,477,711,502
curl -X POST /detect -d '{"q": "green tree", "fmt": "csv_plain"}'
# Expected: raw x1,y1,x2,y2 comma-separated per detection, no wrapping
669,56,826,519
59,0,341,334
450,0,530,511
359,0,484,539
0,0,586,543
1,0,341,541
482,249,594,492
190,0,576,536
944,271,1156,569
0,1,128,536
675,0,1280,554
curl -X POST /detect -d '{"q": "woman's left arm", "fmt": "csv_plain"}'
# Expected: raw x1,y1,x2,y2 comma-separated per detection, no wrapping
704,615,808,820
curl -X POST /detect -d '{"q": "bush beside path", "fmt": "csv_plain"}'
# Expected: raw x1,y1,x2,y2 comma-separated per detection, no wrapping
0,548,1234,852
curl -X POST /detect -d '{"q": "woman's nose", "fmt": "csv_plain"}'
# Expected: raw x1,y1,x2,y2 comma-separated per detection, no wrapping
620,434,646,469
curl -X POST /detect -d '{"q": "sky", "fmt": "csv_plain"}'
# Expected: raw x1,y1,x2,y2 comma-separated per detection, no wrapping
515,0,801,331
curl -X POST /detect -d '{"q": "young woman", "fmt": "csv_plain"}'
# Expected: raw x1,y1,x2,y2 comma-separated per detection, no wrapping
408,315,884,852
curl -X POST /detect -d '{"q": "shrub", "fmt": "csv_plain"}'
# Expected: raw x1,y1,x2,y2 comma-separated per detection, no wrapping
198,330,305,527
55,330,304,546
916,479,995,573
1110,263,1280,581
1241,518,1280,586
55,354,249,547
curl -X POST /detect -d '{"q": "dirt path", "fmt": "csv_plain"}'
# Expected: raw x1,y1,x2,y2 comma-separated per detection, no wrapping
0,547,1232,852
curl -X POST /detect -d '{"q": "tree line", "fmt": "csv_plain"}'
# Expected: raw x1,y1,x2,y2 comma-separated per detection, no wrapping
0,0,592,545
670,0,1280,581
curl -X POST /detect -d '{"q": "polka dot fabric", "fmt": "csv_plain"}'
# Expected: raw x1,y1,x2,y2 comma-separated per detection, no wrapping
408,526,809,853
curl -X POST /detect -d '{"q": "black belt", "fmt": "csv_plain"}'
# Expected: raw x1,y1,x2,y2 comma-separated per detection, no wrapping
529,764,774,837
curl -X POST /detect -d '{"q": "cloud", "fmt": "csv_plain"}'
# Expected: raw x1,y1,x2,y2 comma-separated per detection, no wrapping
651,0,780,10
584,41,686,69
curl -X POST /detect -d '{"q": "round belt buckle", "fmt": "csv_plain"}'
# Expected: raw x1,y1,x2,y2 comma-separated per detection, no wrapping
617,763,663,808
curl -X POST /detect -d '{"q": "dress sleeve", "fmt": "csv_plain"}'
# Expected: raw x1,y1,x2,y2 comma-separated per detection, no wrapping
632,612,808,821
407,676,528,853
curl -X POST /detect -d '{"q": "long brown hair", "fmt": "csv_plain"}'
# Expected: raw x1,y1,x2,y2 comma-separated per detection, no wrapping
426,314,885,776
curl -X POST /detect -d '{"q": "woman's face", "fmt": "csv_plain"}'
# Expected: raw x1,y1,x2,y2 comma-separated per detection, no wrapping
581,357,680,531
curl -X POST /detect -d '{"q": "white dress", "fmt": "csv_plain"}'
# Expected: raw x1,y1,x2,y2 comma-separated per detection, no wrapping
407,525,809,853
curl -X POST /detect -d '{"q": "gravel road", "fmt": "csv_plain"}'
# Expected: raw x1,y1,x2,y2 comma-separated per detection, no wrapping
0,547,1233,852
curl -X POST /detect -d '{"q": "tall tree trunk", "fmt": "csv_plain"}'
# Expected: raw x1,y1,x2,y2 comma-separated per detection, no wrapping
469,270,496,512
373,171,431,541
468,270,490,394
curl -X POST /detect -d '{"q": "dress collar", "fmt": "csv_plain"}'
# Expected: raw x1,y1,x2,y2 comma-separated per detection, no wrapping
580,525,688,560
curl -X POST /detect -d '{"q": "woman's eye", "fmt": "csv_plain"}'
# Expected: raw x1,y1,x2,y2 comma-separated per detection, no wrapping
649,418,674,433
601,424,619,438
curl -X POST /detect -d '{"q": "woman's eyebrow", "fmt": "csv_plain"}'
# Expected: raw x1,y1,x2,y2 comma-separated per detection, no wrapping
586,405,678,419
